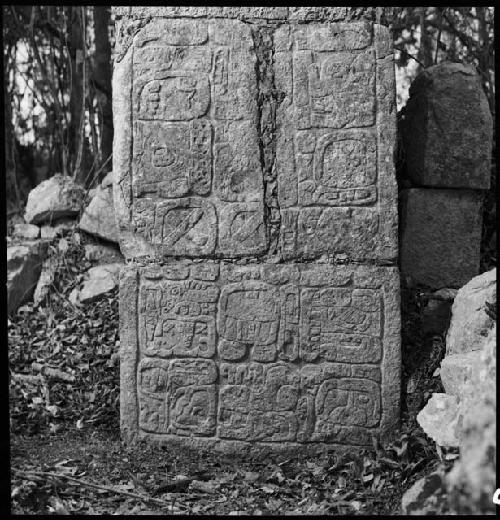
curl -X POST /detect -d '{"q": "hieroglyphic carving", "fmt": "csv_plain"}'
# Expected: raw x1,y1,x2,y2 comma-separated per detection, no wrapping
168,359,217,436
138,269,219,359
123,262,400,448
218,281,280,362
117,18,266,258
116,12,401,453
300,287,382,363
275,23,397,262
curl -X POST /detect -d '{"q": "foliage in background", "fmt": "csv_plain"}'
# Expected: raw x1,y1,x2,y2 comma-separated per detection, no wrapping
3,5,113,212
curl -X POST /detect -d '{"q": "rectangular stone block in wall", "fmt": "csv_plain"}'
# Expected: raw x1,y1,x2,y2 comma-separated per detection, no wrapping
402,63,493,189
400,189,483,289
120,261,400,451
275,23,398,262
113,18,266,259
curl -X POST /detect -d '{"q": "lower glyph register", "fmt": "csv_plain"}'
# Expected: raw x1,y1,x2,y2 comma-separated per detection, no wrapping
120,262,400,449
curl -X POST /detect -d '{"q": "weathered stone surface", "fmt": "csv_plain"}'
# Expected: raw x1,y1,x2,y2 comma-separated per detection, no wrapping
76,263,122,304
401,471,448,515
79,180,119,243
113,7,376,22
24,174,85,225
402,63,493,189
446,268,496,355
439,351,482,398
101,171,114,188
400,189,483,288
275,23,397,261
33,257,56,306
7,241,48,314
84,243,124,264
417,393,460,447
113,18,266,259
12,223,40,240
120,261,400,450
446,324,496,513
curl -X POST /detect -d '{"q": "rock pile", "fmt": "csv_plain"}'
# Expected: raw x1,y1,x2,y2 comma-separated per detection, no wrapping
403,268,496,514
8,172,123,314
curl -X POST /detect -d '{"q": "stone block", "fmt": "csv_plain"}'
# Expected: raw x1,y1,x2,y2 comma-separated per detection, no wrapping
400,189,483,288
78,263,122,304
113,18,266,259
12,223,40,240
79,182,120,243
24,174,84,225
120,261,400,451
7,241,48,314
275,23,397,261
417,393,460,447
402,63,492,189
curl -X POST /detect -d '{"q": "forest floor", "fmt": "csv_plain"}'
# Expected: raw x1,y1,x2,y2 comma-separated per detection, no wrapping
9,235,458,515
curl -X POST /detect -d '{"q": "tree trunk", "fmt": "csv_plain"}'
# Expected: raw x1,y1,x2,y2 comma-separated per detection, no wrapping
92,5,113,181
69,6,85,183
418,7,433,69
476,7,494,116
4,44,21,211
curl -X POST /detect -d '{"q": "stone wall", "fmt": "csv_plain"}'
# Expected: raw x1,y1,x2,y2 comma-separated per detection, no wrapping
112,7,400,454
400,63,493,289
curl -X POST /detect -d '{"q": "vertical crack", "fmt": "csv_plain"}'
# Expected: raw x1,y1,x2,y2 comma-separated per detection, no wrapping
251,24,281,258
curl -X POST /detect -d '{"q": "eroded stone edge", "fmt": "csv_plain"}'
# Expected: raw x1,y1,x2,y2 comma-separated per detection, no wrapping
374,24,399,263
379,265,401,438
119,265,140,442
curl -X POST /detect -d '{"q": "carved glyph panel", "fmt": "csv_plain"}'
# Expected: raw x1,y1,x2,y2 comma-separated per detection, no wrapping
120,262,400,448
114,18,266,258
275,23,398,261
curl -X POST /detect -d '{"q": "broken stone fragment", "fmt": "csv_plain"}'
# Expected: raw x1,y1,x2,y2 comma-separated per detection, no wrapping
446,268,496,356
446,324,496,511
439,351,482,399
24,174,85,225
12,223,40,240
84,243,124,264
401,471,448,515
7,241,48,314
79,263,122,303
33,257,57,306
417,393,460,447
79,172,119,243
